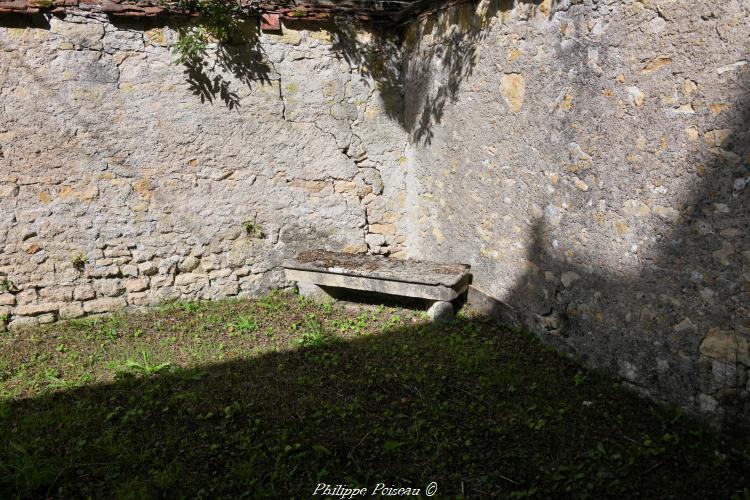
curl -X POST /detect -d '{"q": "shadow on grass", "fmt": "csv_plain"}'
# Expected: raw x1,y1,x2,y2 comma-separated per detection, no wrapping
1,311,749,498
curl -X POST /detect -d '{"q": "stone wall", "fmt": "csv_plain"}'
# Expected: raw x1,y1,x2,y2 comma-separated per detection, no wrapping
0,13,409,329
403,0,750,418
2,0,749,420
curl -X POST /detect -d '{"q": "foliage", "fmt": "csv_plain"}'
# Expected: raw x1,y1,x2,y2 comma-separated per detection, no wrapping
119,351,172,378
172,0,245,65
0,278,17,293
228,315,258,337
291,313,330,347
167,0,272,108
243,220,263,238
70,253,88,271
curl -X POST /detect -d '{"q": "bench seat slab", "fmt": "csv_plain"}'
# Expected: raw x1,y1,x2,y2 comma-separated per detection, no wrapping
284,269,469,302
283,250,470,288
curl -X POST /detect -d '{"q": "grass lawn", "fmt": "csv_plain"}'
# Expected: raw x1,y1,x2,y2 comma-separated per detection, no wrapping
0,291,748,498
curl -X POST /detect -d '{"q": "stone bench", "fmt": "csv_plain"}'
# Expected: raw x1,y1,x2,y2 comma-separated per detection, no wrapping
283,250,471,321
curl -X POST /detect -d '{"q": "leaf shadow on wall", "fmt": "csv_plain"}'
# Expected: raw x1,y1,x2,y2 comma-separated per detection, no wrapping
401,0,546,145
499,77,750,421
180,34,272,109
173,0,545,133
320,0,549,143
107,16,273,110
164,18,274,110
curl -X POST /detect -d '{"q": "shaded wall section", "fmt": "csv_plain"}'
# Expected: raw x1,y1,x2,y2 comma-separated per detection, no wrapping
0,13,409,329
403,0,750,418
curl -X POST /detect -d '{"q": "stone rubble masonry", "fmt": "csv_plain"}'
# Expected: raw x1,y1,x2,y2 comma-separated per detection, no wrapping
1,0,749,421
402,0,750,420
0,13,410,330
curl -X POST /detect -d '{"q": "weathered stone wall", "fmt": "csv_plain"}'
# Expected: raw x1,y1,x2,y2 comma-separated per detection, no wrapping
403,0,750,418
0,13,408,329
2,0,748,419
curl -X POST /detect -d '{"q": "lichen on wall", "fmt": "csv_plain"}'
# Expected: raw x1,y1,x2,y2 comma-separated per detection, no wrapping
403,0,750,419
0,12,408,329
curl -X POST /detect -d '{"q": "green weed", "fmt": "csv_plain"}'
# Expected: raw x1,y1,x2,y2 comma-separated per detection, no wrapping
70,253,88,271
228,316,258,337
243,220,264,238
0,278,17,293
0,292,747,498
118,351,172,378
292,314,330,347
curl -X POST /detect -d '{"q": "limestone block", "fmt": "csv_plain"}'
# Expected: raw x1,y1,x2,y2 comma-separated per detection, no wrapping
16,303,59,316
59,303,85,320
200,255,221,272
150,275,174,288
121,265,139,277
700,328,749,365
369,224,395,235
0,294,15,306
365,233,386,247
83,298,127,314
228,240,253,268
235,267,251,277
50,18,105,50
38,313,55,324
125,278,149,293
127,292,149,306
175,273,202,286
209,268,233,280
216,281,240,296
427,301,453,322
138,262,158,276
178,256,200,272
74,285,96,301
342,243,368,254
40,287,73,302
88,265,121,279
17,290,36,306
133,250,155,264
94,279,125,298
8,316,40,331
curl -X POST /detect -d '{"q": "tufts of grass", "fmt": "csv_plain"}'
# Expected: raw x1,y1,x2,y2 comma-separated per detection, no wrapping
0,292,747,498
228,316,259,337
117,351,172,379
291,314,330,347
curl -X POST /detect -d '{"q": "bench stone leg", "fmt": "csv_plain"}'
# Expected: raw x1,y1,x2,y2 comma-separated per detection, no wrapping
427,300,453,322
297,283,330,301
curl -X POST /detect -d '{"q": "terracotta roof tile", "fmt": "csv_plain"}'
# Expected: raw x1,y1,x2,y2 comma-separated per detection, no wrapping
0,0,462,23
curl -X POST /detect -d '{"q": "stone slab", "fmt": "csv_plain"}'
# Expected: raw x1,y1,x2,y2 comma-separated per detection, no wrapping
284,250,471,301
284,250,471,287
284,268,467,301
